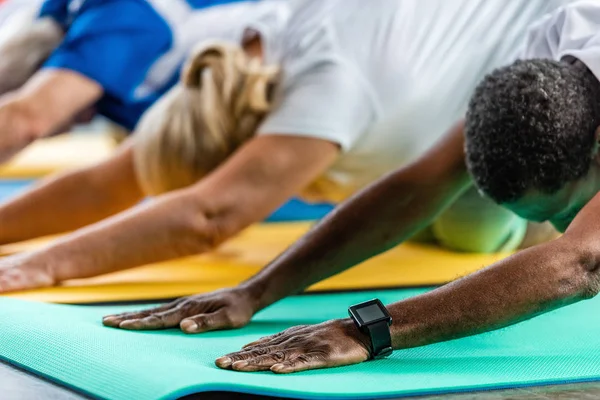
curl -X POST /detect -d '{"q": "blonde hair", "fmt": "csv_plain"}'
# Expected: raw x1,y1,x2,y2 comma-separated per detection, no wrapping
133,40,280,196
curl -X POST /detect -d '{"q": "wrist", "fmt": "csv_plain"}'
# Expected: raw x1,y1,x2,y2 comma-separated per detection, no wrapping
27,249,71,283
339,317,372,353
6,251,58,286
239,278,271,312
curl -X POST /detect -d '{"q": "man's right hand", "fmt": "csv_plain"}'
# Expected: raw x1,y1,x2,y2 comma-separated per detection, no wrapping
102,287,259,333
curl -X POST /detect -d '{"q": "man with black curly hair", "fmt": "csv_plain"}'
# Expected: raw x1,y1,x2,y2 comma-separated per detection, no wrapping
466,48,600,233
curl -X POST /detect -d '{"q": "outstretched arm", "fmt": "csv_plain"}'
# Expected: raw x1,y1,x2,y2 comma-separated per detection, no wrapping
104,122,472,332
0,142,143,245
0,135,338,291
244,122,470,309
219,195,600,373
0,16,64,96
0,69,102,163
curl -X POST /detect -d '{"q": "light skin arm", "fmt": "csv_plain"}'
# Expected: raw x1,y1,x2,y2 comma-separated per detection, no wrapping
0,142,143,245
0,135,338,292
0,69,102,163
218,194,600,374
104,122,472,332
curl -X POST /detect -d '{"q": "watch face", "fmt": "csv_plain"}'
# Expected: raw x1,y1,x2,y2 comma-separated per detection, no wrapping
357,304,386,322
348,299,392,327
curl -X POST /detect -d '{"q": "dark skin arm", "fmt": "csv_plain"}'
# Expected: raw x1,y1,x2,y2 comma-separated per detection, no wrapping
243,122,471,309
104,122,472,331
217,195,600,373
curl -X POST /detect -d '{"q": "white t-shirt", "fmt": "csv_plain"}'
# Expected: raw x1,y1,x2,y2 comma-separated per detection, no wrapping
522,0,600,82
137,0,571,203
250,0,571,202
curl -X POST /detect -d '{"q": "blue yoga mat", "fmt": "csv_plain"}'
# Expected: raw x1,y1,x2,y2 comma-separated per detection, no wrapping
0,180,30,202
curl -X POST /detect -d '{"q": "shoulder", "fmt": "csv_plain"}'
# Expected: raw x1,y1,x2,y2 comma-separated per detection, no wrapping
524,1,600,59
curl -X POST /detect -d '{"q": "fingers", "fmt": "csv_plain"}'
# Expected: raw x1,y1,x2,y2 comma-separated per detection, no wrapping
180,309,237,334
271,354,329,374
242,325,309,350
116,307,187,330
102,293,251,333
216,348,289,371
216,349,328,373
102,300,183,328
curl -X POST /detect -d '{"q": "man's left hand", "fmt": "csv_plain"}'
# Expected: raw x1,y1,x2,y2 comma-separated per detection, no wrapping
215,319,371,374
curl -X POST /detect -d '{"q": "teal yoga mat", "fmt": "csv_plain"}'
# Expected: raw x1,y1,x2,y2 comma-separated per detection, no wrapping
1,288,600,399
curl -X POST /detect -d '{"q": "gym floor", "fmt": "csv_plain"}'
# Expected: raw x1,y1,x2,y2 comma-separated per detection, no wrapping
4,358,600,400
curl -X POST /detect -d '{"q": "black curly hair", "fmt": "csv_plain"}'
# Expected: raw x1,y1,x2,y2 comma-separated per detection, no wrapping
465,58,600,204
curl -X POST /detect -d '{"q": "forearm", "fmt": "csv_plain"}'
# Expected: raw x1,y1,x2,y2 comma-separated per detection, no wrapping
30,189,227,281
386,236,597,349
0,169,141,244
238,123,469,309
0,70,102,161
244,172,470,309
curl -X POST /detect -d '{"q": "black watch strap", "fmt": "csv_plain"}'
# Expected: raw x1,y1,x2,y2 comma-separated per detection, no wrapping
365,320,393,359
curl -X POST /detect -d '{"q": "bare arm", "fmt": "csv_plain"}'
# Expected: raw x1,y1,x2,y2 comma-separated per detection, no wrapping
104,122,474,333
0,135,338,290
217,188,600,374
243,122,471,308
0,142,143,245
0,69,102,163
385,198,600,349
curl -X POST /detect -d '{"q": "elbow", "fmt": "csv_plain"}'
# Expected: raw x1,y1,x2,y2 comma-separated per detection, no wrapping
190,216,231,253
577,256,600,300
556,240,600,301
182,195,246,253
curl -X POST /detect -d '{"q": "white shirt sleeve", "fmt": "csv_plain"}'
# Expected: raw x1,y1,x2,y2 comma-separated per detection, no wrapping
257,60,374,152
523,0,600,80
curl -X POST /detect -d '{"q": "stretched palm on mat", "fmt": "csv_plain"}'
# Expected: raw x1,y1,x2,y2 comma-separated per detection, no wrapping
102,124,599,373
105,3,600,373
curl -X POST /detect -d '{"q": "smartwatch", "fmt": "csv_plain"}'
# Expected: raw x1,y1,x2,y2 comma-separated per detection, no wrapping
348,298,393,359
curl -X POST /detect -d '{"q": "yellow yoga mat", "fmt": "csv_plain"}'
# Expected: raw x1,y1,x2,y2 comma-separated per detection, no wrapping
1,223,509,304
0,133,116,178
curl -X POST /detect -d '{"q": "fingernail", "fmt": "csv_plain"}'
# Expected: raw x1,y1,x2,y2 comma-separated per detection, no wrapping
232,361,248,370
102,318,117,327
216,357,232,368
271,364,288,374
180,320,198,333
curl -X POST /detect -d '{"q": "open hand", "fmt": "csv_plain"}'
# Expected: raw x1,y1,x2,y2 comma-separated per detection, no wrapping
0,254,55,292
216,319,371,374
102,288,259,333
